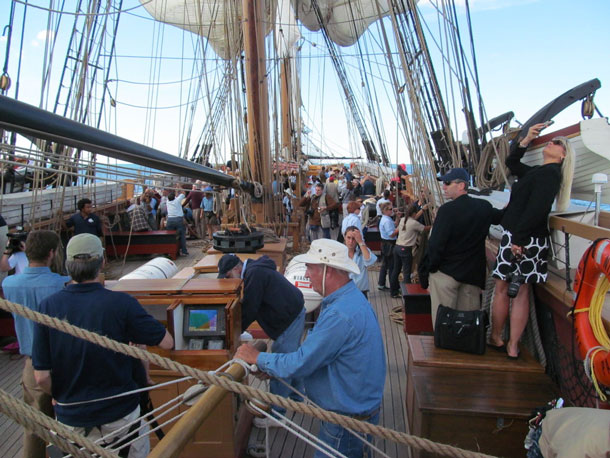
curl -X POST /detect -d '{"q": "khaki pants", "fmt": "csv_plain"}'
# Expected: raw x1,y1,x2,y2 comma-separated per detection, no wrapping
67,406,150,458
193,208,204,238
429,270,481,329
22,357,54,458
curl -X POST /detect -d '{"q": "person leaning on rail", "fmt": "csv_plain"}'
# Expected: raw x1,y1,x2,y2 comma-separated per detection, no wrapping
32,233,173,458
235,239,386,458
489,123,574,359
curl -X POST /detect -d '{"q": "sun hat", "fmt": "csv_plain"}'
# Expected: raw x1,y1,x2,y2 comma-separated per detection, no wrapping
217,254,241,278
437,167,469,183
66,233,104,260
293,239,360,275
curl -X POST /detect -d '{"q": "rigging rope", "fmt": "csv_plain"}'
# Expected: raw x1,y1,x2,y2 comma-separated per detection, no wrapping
0,298,495,458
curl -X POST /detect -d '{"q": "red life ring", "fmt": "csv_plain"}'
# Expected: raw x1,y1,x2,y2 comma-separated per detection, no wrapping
573,239,610,387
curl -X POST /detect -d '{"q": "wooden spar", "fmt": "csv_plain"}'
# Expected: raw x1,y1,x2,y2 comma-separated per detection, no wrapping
280,58,292,159
148,362,247,458
242,0,272,220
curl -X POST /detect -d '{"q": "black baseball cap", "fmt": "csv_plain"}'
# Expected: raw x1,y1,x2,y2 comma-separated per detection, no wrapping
217,254,240,278
437,167,469,183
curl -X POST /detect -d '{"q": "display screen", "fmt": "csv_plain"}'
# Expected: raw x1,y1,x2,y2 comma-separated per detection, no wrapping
183,305,226,338
188,309,218,332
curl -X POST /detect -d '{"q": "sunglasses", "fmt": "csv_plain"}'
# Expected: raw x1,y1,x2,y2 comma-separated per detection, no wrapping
442,180,465,186
551,139,565,147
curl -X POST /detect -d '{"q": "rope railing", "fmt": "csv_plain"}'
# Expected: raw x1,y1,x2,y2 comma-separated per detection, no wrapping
0,388,117,457
0,298,496,458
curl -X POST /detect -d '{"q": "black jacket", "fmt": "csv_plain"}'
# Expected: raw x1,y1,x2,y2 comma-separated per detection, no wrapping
501,142,562,246
427,194,503,288
241,256,304,340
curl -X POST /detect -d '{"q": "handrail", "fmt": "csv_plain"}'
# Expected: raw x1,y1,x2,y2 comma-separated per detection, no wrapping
549,214,610,241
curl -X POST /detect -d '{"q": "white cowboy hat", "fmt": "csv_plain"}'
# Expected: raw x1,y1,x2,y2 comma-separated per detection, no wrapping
284,188,295,197
293,239,360,275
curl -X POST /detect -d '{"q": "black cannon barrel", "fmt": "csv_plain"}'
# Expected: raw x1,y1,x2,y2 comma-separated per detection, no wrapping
0,95,244,190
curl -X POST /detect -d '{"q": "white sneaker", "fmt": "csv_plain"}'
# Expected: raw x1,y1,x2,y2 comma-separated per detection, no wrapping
253,416,284,429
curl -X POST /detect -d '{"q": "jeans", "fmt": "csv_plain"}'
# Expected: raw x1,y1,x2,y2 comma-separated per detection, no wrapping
165,216,188,254
270,308,306,414
378,240,395,288
315,410,380,458
390,245,412,294
322,227,331,239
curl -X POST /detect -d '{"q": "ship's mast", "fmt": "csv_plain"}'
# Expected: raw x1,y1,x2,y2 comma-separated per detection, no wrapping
242,0,272,222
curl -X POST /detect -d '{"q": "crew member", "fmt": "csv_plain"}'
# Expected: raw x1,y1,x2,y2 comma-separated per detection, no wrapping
65,198,103,236
235,239,385,458
426,168,502,324
33,234,174,457
217,253,305,427
3,230,69,458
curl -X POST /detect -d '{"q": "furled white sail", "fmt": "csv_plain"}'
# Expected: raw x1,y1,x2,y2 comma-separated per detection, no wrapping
139,0,274,59
140,0,408,59
290,0,396,47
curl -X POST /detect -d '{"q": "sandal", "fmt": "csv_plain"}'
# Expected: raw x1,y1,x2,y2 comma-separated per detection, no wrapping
487,342,506,352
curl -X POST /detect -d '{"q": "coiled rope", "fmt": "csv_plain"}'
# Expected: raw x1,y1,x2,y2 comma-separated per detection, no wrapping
0,298,495,458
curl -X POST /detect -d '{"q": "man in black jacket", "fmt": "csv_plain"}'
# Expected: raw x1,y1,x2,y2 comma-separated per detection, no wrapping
426,168,503,327
218,254,305,425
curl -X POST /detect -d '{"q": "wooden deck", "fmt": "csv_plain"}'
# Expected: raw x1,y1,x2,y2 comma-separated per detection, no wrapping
0,245,411,457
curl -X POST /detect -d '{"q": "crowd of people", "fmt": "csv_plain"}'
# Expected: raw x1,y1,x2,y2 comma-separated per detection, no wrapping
0,124,575,457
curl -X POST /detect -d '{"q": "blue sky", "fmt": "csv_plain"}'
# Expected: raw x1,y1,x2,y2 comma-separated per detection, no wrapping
0,0,609,165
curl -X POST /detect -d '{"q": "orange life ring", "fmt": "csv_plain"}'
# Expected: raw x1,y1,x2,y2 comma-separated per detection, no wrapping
573,239,610,387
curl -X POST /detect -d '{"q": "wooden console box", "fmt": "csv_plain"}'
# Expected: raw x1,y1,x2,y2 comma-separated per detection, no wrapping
406,335,556,458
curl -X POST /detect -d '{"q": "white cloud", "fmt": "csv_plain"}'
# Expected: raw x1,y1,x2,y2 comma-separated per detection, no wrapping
31,40,39,47
36,30,55,41
0,36,7,44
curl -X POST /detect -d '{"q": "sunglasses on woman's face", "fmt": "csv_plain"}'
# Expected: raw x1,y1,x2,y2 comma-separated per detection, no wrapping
551,139,565,147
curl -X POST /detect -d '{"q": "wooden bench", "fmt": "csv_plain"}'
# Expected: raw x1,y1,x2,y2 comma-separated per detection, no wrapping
105,230,179,260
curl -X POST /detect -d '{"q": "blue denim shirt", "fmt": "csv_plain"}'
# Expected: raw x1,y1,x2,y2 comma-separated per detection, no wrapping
257,281,386,414
349,247,377,292
2,267,69,356
380,215,396,240
201,196,214,211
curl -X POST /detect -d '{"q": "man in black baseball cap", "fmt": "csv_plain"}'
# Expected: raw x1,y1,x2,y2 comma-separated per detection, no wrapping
217,253,305,428
425,168,503,325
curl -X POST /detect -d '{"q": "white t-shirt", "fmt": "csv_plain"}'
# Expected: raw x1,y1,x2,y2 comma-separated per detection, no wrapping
8,251,28,275
166,193,186,218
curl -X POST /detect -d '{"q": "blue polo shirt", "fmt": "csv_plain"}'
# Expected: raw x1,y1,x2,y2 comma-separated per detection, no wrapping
257,281,386,415
380,214,397,240
32,283,167,427
66,212,103,236
2,267,70,357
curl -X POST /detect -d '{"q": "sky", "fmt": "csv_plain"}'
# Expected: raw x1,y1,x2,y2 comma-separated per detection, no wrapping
0,0,609,167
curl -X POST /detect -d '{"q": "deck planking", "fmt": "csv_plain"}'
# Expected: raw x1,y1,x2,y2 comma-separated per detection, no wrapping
0,248,412,457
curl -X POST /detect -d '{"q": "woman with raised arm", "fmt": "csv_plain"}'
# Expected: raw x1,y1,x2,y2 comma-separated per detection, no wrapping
489,123,574,359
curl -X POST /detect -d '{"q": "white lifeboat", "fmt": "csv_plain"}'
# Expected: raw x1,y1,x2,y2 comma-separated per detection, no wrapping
284,259,322,313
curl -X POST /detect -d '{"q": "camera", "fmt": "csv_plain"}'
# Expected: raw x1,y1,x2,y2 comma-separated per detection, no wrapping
6,231,28,254
305,208,314,217
506,268,525,298
505,248,533,298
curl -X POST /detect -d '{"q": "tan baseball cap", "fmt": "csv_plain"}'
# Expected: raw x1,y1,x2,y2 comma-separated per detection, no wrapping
66,234,104,260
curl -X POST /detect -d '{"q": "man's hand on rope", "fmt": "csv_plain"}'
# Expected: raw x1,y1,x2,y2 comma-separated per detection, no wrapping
235,343,261,365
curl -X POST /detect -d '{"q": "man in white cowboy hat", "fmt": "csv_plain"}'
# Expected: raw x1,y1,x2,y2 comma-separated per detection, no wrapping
235,239,386,458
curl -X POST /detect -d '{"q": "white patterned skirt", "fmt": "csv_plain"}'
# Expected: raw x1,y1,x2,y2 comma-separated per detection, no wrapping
492,230,550,284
